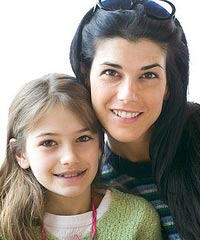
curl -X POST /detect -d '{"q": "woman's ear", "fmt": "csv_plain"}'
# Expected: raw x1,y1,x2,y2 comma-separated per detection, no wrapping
9,138,30,169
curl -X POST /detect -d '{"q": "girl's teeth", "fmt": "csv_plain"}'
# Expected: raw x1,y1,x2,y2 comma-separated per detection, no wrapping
63,173,79,178
57,170,86,178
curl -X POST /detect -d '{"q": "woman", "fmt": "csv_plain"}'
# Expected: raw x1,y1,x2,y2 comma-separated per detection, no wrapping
69,0,200,239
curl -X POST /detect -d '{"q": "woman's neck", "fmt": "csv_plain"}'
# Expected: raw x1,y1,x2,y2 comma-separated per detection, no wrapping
107,133,151,163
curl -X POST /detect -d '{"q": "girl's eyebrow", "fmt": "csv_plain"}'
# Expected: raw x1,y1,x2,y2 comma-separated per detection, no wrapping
35,133,58,138
35,128,90,138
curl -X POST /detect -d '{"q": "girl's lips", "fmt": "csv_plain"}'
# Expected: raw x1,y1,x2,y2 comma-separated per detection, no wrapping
54,169,87,178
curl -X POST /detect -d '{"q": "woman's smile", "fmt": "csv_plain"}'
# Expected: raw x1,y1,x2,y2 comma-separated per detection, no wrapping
90,38,167,143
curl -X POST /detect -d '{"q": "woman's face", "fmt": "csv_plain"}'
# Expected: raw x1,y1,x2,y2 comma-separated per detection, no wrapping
89,38,168,143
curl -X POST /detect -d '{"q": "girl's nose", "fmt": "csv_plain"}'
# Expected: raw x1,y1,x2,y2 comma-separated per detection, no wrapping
117,78,139,103
59,146,80,165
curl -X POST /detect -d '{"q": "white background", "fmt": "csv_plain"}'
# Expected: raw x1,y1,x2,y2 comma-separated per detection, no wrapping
0,1,199,162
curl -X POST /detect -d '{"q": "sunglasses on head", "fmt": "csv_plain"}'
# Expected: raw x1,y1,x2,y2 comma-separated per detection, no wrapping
94,0,176,20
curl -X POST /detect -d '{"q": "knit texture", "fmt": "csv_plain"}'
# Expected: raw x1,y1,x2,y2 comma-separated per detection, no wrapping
39,188,162,239
89,188,162,240
0,188,162,240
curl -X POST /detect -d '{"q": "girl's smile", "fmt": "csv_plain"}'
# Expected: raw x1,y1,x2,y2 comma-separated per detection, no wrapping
18,104,101,212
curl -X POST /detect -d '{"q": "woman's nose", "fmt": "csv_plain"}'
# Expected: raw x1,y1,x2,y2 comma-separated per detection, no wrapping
117,78,139,103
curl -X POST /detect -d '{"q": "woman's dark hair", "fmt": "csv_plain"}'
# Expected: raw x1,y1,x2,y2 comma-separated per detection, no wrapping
70,5,200,239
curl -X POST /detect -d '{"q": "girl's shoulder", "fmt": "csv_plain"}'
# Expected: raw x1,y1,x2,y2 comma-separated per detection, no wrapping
109,187,159,218
0,233,6,240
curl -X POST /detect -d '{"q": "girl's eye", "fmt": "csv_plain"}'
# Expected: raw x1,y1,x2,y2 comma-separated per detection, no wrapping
103,69,119,77
77,135,93,143
41,140,56,147
140,72,158,79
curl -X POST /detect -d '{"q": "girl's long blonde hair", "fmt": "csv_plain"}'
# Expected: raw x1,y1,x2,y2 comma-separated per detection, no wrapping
0,73,103,240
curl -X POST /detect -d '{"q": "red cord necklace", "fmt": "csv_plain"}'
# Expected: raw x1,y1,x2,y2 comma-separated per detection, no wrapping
42,200,97,240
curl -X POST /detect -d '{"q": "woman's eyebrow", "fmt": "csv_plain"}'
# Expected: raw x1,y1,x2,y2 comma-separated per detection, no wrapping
101,62,163,70
101,62,122,69
141,63,163,70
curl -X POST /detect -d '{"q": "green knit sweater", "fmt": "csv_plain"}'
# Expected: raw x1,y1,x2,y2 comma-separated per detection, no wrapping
1,189,162,240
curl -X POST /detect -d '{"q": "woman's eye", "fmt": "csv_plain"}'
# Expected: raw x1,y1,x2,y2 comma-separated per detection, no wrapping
41,140,56,147
77,135,92,143
140,72,158,79
103,69,119,77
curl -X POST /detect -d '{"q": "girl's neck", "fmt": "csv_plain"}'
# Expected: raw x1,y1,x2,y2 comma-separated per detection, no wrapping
46,191,91,215
45,189,104,216
107,133,151,163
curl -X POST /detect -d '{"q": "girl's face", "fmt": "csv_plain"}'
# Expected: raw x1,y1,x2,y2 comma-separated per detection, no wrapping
17,104,100,204
89,38,168,143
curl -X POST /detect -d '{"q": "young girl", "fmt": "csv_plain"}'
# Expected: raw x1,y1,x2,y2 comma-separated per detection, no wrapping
0,73,162,240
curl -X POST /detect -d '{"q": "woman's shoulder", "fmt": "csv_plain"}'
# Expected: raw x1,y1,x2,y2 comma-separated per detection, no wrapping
186,101,200,120
178,101,200,161
185,101,200,132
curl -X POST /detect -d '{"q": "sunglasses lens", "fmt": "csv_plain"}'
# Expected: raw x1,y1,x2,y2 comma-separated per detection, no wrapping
97,0,175,19
144,0,174,19
100,0,132,10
